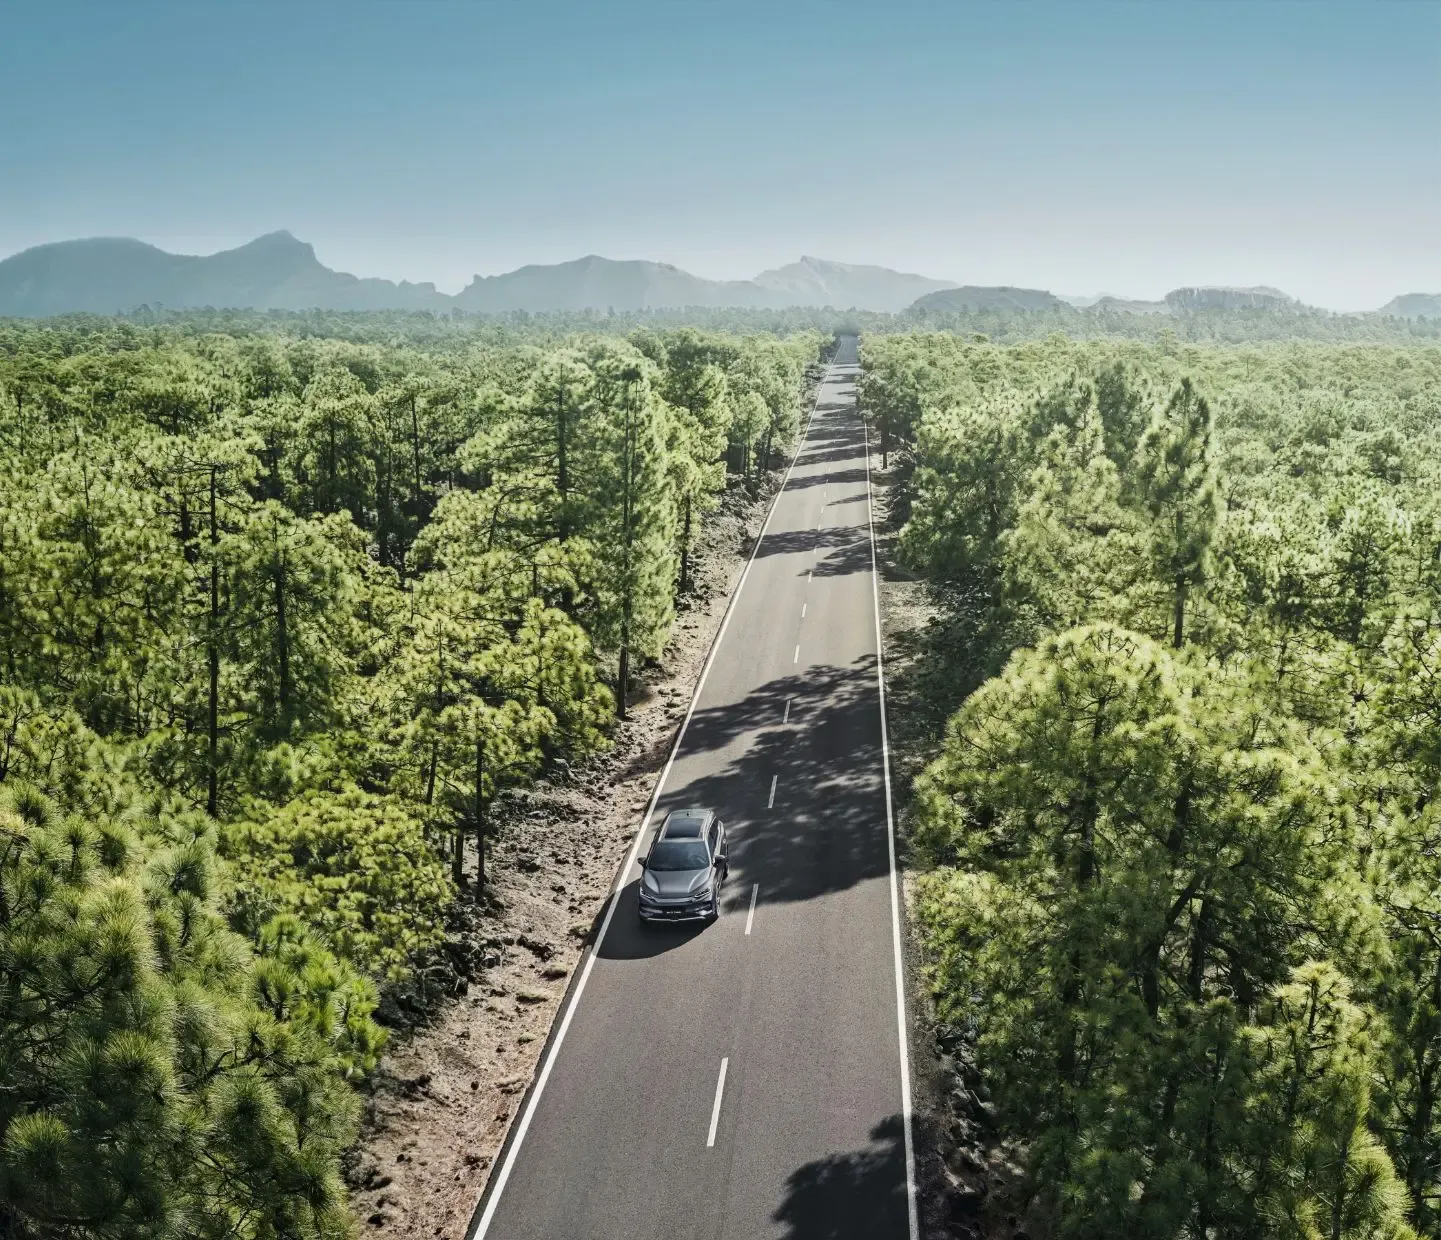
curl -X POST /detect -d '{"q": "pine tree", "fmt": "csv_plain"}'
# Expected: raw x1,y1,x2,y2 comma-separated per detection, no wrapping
1133,379,1221,648
663,366,729,595
1094,359,1149,470
1003,382,1147,632
0,781,363,1239
912,624,1378,1237
583,344,677,717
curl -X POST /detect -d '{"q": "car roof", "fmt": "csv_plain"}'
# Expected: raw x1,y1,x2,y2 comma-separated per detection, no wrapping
660,808,712,839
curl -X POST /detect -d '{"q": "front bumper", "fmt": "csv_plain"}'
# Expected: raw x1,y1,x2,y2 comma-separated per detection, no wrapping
638,894,714,921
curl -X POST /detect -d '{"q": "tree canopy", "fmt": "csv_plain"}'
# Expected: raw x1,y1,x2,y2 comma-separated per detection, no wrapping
0,313,823,1236
864,331,1441,1238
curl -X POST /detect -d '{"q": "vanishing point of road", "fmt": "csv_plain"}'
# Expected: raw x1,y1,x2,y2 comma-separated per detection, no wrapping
467,336,918,1240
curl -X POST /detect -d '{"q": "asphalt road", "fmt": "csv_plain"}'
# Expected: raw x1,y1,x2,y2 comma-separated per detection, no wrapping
469,335,917,1240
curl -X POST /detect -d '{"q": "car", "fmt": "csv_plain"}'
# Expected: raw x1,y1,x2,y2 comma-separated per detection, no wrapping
637,808,728,923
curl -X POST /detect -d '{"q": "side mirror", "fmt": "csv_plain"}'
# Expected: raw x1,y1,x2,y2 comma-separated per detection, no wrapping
715,854,727,868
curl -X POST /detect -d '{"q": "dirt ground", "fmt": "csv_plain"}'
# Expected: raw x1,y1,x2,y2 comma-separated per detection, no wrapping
347,470,788,1238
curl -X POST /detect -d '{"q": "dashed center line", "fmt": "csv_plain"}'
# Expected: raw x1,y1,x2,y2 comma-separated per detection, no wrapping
706,1058,729,1148
745,884,758,936
783,697,791,724
793,645,800,664
768,775,777,809
802,602,807,619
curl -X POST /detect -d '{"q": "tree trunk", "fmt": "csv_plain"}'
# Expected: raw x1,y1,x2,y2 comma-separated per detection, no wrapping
424,739,437,806
409,394,423,514
556,395,570,542
377,452,392,568
1330,1124,1354,1240
180,494,196,563
679,497,692,595
1188,896,1211,1000
206,468,220,817
617,640,630,721
475,730,486,890
274,539,291,719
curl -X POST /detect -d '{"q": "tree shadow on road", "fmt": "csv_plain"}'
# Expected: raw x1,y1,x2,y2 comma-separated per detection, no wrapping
772,1115,910,1240
749,525,856,561
642,654,892,914
782,464,870,490
809,528,872,579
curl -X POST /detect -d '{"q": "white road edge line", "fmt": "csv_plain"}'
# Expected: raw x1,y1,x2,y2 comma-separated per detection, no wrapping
767,775,777,809
745,884,758,936
466,365,833,1240
706,1058,729,1148
862,369,921,1240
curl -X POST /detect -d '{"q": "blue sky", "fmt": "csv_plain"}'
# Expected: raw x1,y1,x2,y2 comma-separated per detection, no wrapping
1,1,1436,309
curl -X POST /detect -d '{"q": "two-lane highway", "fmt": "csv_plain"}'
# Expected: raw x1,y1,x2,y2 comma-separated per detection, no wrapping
468,336,917,1240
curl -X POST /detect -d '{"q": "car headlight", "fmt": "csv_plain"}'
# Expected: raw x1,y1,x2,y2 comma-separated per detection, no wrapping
689,883,713,902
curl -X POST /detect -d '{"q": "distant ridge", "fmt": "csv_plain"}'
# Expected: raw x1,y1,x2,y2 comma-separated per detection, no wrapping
909,285,1067,313
0,234,957,316
1164,285,1296,312
0,232,1425,319
752,256,955,313
1378,293,1441,320
1090,296,1169,315
904,284,1340,317
454,255,768,312
0,232,449,317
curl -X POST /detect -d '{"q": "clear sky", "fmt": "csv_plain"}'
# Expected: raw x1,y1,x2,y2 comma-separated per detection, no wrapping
1,0,1436,310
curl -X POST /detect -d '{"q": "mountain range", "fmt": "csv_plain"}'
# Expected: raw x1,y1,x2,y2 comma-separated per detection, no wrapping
0,231,1435,319
0,233,955,317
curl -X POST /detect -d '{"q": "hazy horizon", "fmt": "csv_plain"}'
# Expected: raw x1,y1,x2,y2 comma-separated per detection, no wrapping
2,0,1436,312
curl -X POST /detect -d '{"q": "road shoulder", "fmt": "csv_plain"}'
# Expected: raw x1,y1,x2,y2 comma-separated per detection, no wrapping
867,440,1014,1240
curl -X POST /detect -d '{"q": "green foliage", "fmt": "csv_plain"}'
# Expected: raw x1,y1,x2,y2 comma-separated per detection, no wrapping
0,781,360,1239
0,312,822,1227
225,787,453,982
875,332,1441,1236
1132,379,1221,647
585,343,678,706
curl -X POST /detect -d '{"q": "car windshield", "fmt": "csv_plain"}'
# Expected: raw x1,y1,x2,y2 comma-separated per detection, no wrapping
647,839,710,871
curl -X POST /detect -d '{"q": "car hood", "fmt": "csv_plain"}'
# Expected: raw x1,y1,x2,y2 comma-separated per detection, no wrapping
643,867,710,898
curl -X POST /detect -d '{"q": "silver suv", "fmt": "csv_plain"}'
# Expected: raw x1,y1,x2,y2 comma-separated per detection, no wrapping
637,808,728,923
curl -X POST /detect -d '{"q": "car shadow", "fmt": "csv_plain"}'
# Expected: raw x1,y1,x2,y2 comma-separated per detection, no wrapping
595,878,712,960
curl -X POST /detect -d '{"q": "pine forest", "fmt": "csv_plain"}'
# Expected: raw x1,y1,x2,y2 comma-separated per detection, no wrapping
861,330,1441,1238
0,313,821,1236
3,307,1441,1238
